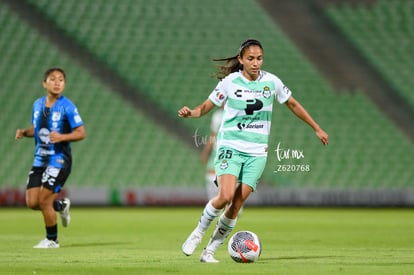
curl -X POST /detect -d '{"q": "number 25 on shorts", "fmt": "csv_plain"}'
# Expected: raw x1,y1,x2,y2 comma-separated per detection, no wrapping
218,149,233,160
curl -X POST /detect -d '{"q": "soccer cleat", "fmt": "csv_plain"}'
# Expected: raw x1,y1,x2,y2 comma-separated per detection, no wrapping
182,229,203,256
60,198,71,227
33,239,60,249
200,248,219,263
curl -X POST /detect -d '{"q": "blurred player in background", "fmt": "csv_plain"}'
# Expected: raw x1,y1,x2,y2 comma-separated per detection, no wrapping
15,68,86,248
201,104,244,216
201,106,223,200
178,39,328,263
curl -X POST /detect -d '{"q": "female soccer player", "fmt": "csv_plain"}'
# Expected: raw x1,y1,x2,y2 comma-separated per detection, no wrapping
178,39,328,263
15,68,86,248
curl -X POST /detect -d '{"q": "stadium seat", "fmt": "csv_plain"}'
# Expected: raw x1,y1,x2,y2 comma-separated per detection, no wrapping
326,0,414,109
1,0,413,192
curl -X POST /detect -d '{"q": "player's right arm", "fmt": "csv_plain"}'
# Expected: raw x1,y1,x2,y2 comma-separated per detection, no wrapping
15,125,34,140
178,99,215,118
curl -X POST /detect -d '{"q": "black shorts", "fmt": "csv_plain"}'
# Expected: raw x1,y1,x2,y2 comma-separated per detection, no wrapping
27,166,71,193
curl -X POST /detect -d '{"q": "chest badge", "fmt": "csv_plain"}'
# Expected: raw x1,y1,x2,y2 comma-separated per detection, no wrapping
52,112,61,122
262,86,271,99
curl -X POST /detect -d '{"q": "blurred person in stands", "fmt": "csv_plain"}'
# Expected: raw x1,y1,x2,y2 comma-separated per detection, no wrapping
178,39,328,263
15,68,86,248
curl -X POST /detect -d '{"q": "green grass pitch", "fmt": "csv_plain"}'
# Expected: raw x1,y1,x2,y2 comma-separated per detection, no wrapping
0,207,413,274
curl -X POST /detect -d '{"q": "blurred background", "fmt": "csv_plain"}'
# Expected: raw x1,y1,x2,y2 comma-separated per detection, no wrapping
1,0,413,206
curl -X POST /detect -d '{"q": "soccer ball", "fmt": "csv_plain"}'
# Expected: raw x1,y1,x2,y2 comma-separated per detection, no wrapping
228,231,261,263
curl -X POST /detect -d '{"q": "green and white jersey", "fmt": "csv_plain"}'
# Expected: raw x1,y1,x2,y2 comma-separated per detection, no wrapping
208,70,291,157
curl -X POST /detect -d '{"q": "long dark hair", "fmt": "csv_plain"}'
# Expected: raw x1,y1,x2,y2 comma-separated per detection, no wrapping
212,39,263,80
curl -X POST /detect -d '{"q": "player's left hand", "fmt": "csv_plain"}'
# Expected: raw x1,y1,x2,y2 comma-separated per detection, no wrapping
50,131,64,143
316,129,328,145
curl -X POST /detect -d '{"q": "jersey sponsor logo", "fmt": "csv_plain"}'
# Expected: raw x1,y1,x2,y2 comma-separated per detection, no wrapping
234,89,242,97
39,128,51,144
237,122,264,130
283,85,291,95
245,99,263,115
234,88,270,98
74,115,82,124
215,91,225,100
33,111,40,127
37,147,55,156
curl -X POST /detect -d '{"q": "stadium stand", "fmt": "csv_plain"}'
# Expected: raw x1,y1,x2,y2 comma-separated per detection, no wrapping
0,3,205,189
1,0,413,199
326,0,414,110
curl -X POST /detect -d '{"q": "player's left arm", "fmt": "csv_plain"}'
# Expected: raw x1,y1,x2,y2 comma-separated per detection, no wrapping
50,125,86,143
285,96,328,145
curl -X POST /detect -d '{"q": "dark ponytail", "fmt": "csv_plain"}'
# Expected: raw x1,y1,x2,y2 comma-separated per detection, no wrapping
212,39,263,80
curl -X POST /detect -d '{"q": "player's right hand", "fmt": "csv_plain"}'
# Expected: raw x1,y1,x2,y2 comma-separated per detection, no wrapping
15,129,25,140
178,106,192,118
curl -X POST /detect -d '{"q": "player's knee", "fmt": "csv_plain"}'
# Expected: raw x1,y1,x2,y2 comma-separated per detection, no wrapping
38,199,51,210
218,193,234,205
26,200,39,210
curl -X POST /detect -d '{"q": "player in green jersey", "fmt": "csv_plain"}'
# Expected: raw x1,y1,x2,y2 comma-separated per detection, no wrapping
178,39,328,263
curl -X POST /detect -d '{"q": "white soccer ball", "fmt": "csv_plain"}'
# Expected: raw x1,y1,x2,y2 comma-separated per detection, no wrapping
228,230,261,263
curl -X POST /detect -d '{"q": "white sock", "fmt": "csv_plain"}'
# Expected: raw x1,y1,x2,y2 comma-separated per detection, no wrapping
206,173,217,200
196,200,223,234
205,214,237,253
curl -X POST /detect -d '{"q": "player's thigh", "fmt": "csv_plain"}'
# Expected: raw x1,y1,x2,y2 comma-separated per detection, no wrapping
38,187,57,209
26,187,41,209
217,174,238,199
26,167,44,208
